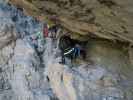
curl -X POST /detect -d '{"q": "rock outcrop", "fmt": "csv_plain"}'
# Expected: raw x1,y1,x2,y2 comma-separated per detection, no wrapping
0,15,17,49
9,0,133,43
8,0,133,66
46,63,126,100
45,39,133,100
0,3,55,100
0,1,133,100
8,39,53,100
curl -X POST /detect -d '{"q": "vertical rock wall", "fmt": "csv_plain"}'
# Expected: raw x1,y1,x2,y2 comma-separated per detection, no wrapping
0,1,133,100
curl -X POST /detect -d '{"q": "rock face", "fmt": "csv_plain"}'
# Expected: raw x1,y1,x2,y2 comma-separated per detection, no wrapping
46,63,125,100
8,39,53,100
9,0,133,43
8,0,133,64
0,11,17,49
0,1,133,100
44,38,133,100
129,46,133,65
86,40,133,79
0,3,54,100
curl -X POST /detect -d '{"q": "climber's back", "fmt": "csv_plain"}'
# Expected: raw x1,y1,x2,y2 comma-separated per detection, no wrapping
59,35,75,52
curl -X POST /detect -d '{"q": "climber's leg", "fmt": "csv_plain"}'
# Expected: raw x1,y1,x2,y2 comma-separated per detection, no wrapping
59,51,65,64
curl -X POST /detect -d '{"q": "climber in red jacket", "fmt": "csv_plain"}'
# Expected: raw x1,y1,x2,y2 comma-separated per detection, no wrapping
43,15,60,38
43,23,60,38
43,23,49,38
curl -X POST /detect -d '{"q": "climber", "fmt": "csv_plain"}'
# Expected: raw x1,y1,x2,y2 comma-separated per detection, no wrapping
43,23,59,39
59,35,81,64
49,24,60,38
17,7,24,12
43,23,49,38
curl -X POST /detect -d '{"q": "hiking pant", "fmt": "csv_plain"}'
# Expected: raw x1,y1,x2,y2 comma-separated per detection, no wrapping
73,47,80,59
61,51,65,64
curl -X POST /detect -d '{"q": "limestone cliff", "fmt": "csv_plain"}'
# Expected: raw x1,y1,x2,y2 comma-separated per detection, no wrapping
0,1,133,100
9,0,133,43
9,0,133,70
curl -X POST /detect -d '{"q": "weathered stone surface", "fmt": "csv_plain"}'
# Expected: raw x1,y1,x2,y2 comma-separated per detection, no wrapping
0,21,17,49
86,40,133,78
45,39,133,100
0,3,55,100
8,39,54,100
9,0,133,43
0,42,15,67
46,63,127,100
128,46,133,65
0,1,133,100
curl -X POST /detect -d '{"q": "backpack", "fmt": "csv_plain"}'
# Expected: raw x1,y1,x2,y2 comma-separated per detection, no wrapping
59,36,75,52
